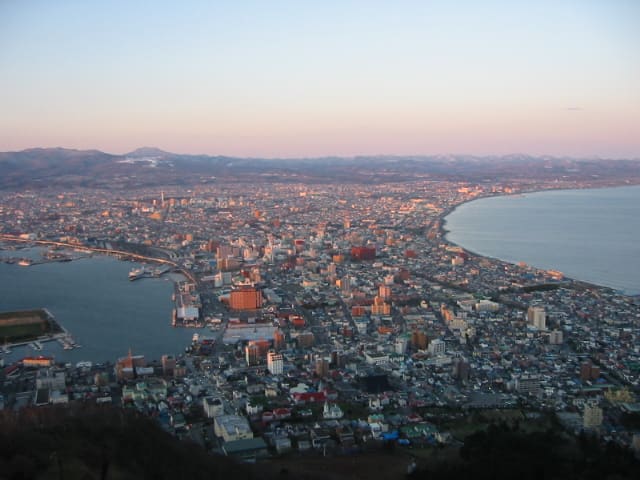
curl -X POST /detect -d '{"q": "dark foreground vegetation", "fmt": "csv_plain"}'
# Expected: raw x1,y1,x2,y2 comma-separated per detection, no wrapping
0,404,259,480
409,422,640,480
2,406,639,480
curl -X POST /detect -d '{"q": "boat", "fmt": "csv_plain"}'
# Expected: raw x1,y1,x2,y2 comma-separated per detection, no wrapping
129,267,149,281
192,332,200,343
18,258,33,266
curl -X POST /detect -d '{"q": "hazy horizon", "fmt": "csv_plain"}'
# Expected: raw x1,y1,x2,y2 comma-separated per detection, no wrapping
4,144,640,162
2,1,639,158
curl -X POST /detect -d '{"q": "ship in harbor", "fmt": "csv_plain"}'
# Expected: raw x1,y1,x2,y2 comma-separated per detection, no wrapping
129,265,170,281
128,267,149,281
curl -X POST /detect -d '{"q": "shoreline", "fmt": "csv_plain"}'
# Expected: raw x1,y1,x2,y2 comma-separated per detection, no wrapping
0,248,191,363
437,182,640,298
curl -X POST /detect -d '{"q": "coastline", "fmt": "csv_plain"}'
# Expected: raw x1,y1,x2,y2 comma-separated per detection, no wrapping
0,248,193,363
437,182,640,297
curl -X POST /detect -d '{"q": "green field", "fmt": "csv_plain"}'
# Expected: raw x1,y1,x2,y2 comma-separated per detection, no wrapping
0,309,59,344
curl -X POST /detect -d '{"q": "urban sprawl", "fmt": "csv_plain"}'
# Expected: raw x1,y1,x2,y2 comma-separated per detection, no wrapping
1,176,640,464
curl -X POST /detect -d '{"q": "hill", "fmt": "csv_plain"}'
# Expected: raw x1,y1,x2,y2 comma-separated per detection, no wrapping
0,404,261,480
1,147,640,189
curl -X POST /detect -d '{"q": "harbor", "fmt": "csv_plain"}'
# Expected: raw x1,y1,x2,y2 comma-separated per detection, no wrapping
0,251,194,363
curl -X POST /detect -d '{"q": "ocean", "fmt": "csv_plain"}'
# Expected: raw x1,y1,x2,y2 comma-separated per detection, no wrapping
0,248,195,364
444,185,640,296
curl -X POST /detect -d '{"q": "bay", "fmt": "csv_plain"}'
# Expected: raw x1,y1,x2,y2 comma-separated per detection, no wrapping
444,185,640,296
0,248,196,364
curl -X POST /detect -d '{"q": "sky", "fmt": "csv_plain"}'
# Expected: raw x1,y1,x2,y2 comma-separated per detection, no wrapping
1,0,639,158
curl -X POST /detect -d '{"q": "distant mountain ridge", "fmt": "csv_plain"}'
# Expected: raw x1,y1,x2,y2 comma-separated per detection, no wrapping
1,147,639,189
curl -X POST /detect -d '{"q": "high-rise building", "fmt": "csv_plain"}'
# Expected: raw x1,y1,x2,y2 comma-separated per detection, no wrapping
339,275,351,296
267,351,284,375
378,285,391,300
395,337,408,355
161,354,176,377
315,357,330,378
549,329,563,345
452,357,471,381
371,296,391,315
245,343,260,366
411,330,428,350
527,306,546,330
230,286,263,310
428,338,446,356
273,330,286,351
330,350,345,368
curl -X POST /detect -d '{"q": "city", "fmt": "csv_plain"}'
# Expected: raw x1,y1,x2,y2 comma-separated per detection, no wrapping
1,166,640,477
2,1,640,478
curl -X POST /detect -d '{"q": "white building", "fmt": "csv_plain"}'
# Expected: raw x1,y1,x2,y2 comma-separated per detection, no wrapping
583,402,603,429
323,401,344,419
203,396,224,418
267,351,284,375
214,414,254,442
35,369,66,390
364,352,389,365
428,338,446,356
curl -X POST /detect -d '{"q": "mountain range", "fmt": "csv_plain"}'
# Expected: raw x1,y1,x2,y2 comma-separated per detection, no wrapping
1,147,639,189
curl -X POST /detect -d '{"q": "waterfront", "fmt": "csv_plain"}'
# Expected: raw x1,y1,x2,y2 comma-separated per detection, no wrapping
445,185,640,296
0,248,195,363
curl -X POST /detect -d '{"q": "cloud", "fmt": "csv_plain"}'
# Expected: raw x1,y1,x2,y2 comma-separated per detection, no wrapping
566,107,583,111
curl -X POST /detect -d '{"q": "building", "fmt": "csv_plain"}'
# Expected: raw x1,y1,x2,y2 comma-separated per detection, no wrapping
161,354,176,377
213,414,254,442
428,339,446,356
230,286,263,310
371,296,391,315
115,350,146,380
515,374,541,396
323,401,344,419
296,332,315,349
267,351,284,375
395,337,408,355
35,369,65,390
549,329,563,345
315,357,330,378
364,352,390,366
22,356,54,368
350,246,376,261
411,330,428,350
339,275,351,296
203,396,224,418
452,357,471,381
273,329,286,351
583,402,603,429
245,343,261,366
475,299,500,312
222,437,268,461
527,306,546,330
378,285,391,300
580,361,600,381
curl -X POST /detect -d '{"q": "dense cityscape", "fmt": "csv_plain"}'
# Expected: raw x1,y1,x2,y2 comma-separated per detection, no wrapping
1,160,640,477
